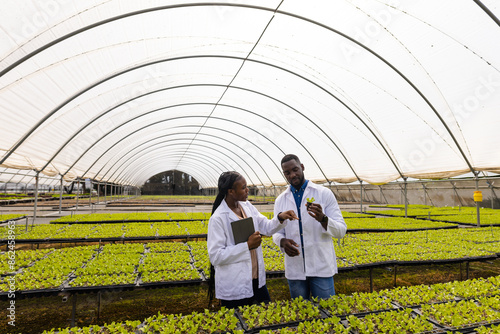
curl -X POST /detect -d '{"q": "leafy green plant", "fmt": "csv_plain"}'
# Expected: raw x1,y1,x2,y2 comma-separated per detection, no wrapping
421,299,500,328
347,308,433,333
238,297,321,329
318,291,394,316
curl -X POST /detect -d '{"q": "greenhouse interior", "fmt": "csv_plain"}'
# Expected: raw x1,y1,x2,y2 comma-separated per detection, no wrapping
1,1,500,333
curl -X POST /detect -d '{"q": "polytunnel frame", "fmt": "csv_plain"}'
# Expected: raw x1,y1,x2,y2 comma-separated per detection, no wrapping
120,158,218,186
1,2,491,183
60,111,284,186
57,106,327,185
18,54,360,184
98,146,231,182
114,152,224,187
87,130,284,185
42,83,328,180
125,153,223,187
103,140,263,186
5,54,401,184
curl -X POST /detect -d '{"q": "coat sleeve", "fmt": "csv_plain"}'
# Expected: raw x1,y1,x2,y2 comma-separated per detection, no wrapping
272,198,286,250
207,215,250,266
246,202,287,236
322,189,347,239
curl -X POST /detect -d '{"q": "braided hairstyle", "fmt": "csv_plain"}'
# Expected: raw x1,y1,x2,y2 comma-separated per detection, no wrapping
211,171,242,214
208,171,242,303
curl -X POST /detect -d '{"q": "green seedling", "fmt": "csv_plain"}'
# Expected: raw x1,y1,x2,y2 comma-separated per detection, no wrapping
306,197,315,208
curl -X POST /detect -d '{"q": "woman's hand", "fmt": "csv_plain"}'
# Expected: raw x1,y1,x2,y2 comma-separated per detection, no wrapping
247,231,262,249
278,210,299,222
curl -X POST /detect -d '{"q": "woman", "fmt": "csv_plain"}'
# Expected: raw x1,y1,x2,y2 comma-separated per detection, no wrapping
207,171,298,308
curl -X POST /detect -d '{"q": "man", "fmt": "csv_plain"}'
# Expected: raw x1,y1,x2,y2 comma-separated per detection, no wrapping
273,154,347,300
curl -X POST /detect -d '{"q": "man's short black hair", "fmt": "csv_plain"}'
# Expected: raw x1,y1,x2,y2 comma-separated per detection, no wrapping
281,154,301,165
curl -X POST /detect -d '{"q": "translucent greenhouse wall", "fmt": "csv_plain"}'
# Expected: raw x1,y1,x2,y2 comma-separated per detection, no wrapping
1,1,499,188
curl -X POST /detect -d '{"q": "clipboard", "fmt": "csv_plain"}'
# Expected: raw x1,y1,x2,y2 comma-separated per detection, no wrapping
231,217,255,244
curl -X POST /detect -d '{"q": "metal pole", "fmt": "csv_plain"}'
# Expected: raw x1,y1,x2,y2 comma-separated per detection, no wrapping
32,171,39,226
97,182,100,205
403,177,408,218
360,180,363,213
104,182,107,203
475,173,480,227
76,179,80,211
59,175,63,214
89,179,92,208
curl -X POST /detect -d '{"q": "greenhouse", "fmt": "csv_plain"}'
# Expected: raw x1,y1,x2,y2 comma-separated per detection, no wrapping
1,1,500,333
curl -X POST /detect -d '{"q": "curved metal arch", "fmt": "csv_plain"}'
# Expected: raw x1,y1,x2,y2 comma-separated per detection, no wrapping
99,146,231,184
60,114,265,183
75,115,287,187
474,0,500,27
4,55,399,182
134,153,224,187
128,163,216,188
116,152,225,188
108,141,263,187
0,4,475,177
102,148,230,182
113,154,219,186
60,107,318,184
122,160,217,187
51,83,357,181
43,84,284,174
103,138,269,186
116,157,220,187
88,130,282,183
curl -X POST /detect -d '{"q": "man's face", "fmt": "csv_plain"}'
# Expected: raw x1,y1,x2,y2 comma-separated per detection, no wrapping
281,159,305,188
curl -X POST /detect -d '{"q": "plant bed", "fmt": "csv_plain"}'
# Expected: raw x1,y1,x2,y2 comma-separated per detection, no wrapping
258,316,349,333
140,308,243,333
346,308,443,333
236,297,324,331
379,284,457,308
419,299,500,330
318,291,397,318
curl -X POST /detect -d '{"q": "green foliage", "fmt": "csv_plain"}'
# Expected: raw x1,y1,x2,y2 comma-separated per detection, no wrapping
347,308,433,333
238,297,322,329
345,217,457,230
421,299,500,328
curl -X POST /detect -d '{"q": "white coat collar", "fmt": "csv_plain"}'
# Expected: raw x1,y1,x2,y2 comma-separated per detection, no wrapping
215,197,247,220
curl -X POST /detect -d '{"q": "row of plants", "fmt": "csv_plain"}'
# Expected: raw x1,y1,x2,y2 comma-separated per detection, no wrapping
1,227,500,287
345,217,457,230
0,221,209,239
40,275,500,333
0,213,26,222
334,227,500,266
0,242,208,291
2,216,467,241
49,210,376,224
368,204,499,219
50,212,212,223
2,229,500,292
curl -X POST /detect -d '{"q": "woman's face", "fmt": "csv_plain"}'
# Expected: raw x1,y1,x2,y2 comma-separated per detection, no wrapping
229,176,249,202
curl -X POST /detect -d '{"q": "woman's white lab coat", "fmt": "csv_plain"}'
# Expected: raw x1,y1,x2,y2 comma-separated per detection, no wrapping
207,199,286,301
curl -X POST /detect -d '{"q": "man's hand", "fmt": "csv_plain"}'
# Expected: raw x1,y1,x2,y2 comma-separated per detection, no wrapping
306,202,325,222
278,210,299,222
280,238,300,257
247,231,262,249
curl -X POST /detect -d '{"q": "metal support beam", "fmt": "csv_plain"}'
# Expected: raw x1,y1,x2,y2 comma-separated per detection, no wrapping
32,171,39,227
59,175,63,214
403,177,408,218
475,173,480,227
360,180,363,213
76,179,80,211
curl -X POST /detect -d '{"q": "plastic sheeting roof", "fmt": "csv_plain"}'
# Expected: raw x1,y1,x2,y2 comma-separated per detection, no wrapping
1,0,499,188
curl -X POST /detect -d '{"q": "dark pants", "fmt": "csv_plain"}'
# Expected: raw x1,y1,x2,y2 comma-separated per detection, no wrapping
220,279,271,308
